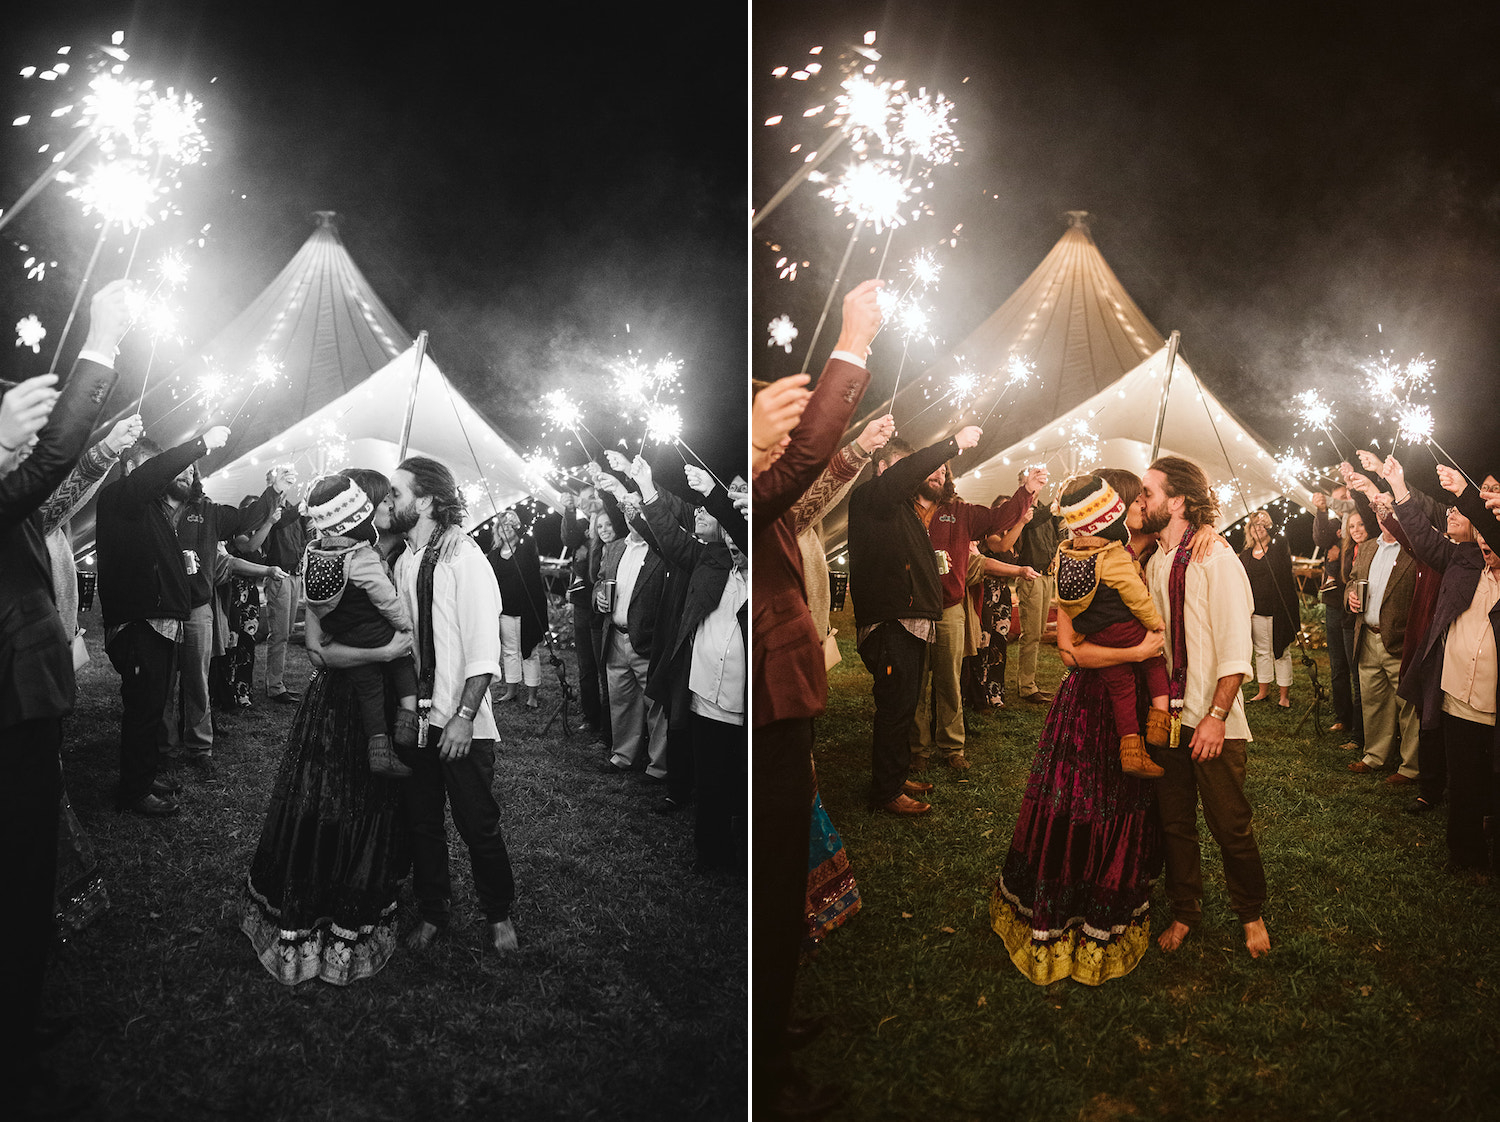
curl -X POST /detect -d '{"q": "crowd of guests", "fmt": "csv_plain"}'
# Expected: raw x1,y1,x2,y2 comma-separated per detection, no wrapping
750,276,1500,1122
1,280,749,1117
1311,451,1500,877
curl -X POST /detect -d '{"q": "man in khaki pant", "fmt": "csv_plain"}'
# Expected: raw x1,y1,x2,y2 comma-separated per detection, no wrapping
1344,502,1420,784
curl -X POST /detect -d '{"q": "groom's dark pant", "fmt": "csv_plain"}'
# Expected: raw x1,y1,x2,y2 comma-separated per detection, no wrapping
400,732,516,924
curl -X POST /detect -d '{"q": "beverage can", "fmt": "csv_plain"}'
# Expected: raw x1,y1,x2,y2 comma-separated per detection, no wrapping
934,549,951,575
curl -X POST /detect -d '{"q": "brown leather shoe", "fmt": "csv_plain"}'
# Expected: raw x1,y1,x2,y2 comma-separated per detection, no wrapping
1348,761,1378,774
946,755,972,770
879,794,931,816
1022,690,1053,704
1384,773,1416,786
907,756,929,774
903,778,934,794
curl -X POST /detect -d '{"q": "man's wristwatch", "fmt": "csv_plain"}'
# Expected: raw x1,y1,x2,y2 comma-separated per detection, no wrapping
455,704,477,722
1209,704,1230,722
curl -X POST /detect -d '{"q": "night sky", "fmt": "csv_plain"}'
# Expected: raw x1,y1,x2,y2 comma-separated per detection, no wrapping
754,1,1500,515
1,3,746,488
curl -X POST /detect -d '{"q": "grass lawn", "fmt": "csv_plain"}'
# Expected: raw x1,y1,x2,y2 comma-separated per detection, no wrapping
45,618,745,1121
795,604,1500,1122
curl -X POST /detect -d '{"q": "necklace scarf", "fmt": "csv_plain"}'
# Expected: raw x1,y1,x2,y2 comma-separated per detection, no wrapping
1167,533,1193,745
414,528,447,744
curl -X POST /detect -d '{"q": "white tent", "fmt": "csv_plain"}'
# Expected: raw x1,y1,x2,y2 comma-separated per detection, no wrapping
199,337,561,526
947,342,1314,521
72,212,551,551
819,213,1309,552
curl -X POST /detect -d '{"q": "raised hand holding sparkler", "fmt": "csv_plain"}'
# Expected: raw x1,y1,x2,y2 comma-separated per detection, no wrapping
102,412,144,456
683,464,716,497
855,412,896,455
752,373,811,474
0,374,59,454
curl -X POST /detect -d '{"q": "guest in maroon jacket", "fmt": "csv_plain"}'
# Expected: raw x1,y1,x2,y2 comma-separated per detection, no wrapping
911,460,1033,770
751,279,879,1121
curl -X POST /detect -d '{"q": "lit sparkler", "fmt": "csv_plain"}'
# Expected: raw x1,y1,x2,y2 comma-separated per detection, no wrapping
644,404,684,446
66,158,166,230
1274,451,1311,488
1394,402,1435,446
15,315,46,353
818,159,912,233
767,314,798,353
251,352,284,387
892,89,958,165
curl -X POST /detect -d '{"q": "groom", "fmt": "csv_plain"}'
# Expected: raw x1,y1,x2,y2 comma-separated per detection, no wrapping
1139,455,1271,959
389,454,519,954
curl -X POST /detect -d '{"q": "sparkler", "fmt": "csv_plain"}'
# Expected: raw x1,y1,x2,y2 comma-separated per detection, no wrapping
767,314,798,353
15,315,46,354
973,351,1035,431
1292,388,1354,460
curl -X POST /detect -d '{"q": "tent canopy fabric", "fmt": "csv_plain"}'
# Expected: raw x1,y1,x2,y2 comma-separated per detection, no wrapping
946,345,1314,525
819,213,1308,553
72,212,549,553
199,339,560,526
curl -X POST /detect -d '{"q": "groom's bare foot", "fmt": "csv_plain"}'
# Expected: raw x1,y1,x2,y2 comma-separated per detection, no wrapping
1244,918,1271,958
1157,920,1191,952
404,920,442,952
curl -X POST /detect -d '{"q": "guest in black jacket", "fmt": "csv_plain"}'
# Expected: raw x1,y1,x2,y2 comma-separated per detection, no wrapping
0,279,131,1116
96,424,238,815
160,462,285,776
846,425,982,816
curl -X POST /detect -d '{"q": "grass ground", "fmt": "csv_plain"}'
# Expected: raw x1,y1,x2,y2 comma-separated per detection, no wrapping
45,619,745,1121
795,604,1500,1122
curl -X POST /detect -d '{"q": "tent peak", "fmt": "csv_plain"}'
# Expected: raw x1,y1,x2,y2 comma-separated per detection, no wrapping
313,210,339,229
1064,209,1091,229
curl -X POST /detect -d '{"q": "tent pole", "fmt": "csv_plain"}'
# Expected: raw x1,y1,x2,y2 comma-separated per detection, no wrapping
1147,330,1181,463
397,330,429,463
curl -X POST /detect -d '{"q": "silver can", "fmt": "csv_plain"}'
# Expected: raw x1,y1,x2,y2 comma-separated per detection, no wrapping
1350,578,1368,613
934,549,951,575
182,549,200,576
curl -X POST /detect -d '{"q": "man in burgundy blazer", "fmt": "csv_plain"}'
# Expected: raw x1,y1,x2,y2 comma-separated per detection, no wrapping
751,278,879,1119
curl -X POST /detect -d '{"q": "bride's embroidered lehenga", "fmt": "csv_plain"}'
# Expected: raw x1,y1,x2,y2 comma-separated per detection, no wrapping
241,666,409,985
990,665,1162,985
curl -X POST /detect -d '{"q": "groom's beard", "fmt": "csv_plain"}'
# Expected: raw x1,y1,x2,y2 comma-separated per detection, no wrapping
388,505,419,535
919,478,945,502
1139,505,1171,535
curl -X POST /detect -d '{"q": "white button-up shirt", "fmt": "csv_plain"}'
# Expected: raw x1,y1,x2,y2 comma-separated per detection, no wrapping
394,530,503,740
1365,537,1402,626
612,537,650,630
1144,539,1255,740
689,565,748,722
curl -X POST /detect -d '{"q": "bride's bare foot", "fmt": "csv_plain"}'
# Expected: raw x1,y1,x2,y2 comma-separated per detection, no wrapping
1244,918,1271,958
1158,920,1191,952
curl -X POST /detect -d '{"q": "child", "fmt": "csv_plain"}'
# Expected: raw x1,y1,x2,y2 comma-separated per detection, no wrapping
302,476,420,779
1055,475,1171,779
